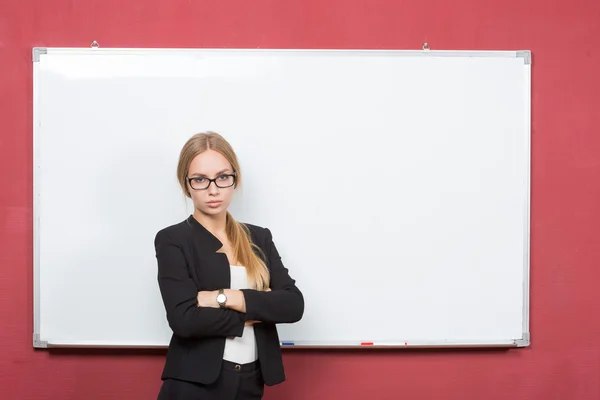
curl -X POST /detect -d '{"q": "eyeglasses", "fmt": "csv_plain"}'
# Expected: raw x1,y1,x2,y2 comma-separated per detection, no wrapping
187,173,237,190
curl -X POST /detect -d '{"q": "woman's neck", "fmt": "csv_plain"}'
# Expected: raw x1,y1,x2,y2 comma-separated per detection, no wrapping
193,210,227,237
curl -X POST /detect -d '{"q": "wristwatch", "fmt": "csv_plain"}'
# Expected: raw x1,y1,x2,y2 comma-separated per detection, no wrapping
216,289,227,309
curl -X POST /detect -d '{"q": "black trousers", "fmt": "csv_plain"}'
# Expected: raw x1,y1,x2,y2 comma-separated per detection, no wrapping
157,360,265,400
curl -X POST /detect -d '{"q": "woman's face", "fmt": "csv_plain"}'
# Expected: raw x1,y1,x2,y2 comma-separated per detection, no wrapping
187,149,236,218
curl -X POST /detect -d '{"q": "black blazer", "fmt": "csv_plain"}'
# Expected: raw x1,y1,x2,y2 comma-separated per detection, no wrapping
154,215,304,386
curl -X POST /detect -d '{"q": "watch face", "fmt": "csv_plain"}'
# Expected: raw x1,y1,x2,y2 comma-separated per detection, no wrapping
216,293,227,303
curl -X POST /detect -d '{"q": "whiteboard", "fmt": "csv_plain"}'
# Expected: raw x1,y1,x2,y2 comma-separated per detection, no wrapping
33,48,531,348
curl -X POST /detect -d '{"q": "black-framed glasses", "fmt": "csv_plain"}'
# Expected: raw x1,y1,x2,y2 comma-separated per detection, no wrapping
187,173,237,190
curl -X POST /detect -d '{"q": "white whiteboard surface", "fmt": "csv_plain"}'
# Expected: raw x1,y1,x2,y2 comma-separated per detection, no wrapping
33,48,531,348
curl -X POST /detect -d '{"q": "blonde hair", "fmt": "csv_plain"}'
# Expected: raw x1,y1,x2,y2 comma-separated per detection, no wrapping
177,132,270,290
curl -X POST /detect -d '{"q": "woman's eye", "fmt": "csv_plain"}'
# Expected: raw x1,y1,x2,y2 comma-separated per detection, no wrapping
193,177,205,183
218,175,229,180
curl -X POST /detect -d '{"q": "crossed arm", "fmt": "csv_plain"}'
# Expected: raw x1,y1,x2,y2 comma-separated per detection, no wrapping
196,287,270,326
155,227,304,339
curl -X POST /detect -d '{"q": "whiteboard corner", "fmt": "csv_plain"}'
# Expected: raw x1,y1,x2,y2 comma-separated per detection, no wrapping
33,333,48,348
516,50,531,65
33,48,47,63
515,332,530,347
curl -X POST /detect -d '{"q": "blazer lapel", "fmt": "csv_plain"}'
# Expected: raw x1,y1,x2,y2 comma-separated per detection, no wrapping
186,215,231,290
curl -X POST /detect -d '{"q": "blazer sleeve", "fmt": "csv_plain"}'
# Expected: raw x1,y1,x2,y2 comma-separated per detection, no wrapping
155,229,246,339
241,227,304,324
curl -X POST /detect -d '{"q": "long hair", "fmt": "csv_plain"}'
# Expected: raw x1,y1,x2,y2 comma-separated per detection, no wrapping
177,131,269,290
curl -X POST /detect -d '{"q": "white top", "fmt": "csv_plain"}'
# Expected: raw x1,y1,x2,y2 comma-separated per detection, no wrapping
222,266,258,364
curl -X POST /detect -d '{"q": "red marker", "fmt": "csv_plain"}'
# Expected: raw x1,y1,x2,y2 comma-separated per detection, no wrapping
360,342,374,346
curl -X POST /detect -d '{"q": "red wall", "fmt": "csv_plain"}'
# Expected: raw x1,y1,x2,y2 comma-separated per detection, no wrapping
1,0,599,399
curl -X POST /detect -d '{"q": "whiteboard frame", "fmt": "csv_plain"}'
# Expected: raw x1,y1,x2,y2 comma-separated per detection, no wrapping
32,47,531,349
33,49,44,348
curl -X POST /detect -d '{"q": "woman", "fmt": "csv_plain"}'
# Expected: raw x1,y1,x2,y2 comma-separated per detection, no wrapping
155,132,304,399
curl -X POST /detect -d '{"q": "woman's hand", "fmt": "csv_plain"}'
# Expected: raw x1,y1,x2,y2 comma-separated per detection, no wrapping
223,289,246,312
196,290,219,308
